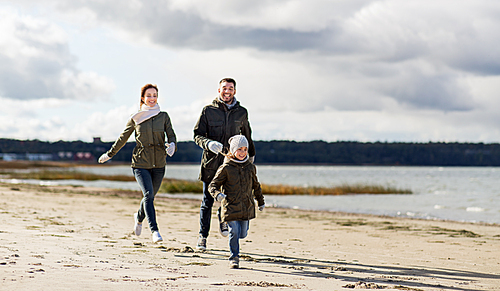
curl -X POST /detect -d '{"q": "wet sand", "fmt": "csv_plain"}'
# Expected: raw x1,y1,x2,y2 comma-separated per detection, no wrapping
1,183,499,290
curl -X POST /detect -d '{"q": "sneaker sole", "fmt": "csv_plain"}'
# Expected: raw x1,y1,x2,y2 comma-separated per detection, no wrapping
217,208,228,237
219,221,229,237
134,213,142,236
153,235,163,243
134,225,142,236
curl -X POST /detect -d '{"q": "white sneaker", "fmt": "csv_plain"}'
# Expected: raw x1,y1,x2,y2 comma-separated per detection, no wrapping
196,235,207,251
152,231,163,243
229,257,239,269
134,213,142,236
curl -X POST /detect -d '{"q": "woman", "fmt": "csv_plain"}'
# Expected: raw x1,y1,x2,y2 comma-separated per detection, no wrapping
98,84,177,243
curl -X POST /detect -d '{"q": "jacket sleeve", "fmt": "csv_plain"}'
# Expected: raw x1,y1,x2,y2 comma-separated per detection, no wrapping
193,107,212,150
106,118,135,158
241,110,256,157
251,165,265,206
208,165,227,199
164,112,177,149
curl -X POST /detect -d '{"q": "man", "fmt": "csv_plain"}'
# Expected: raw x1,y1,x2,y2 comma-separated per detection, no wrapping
193,77,255,250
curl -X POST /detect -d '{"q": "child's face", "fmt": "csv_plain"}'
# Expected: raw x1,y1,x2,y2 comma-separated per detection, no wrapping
234,146,248,160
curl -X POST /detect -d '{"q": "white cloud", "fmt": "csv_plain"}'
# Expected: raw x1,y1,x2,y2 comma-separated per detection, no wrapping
73,104,136,142
0,7,114,101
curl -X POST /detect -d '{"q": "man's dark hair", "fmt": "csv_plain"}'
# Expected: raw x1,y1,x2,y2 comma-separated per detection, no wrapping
219,78,236,89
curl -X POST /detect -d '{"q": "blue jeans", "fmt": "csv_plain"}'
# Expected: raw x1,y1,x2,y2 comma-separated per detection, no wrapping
199,182,214,238
133,167,165,233
227,220,249,259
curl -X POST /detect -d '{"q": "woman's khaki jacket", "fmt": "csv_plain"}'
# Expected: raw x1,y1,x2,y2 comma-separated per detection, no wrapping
208,159,265,223
106,112,176,169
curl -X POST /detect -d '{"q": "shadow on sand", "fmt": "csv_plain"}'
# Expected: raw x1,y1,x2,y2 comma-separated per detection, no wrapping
173,248,499,290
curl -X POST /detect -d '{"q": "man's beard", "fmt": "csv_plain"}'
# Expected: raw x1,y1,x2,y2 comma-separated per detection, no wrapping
220,95,234,104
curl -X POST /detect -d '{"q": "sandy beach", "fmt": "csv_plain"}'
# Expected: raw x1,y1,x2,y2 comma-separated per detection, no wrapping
1,182,499,290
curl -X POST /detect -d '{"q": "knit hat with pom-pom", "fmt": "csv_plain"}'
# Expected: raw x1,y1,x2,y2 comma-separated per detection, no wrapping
229,135,249,155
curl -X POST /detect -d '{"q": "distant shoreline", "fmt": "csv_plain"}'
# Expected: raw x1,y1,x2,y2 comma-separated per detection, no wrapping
3,138,500,166
0,162,412,195
3,160,500,168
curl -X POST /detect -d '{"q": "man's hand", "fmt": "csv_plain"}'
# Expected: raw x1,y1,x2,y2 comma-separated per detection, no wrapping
208,141,223,154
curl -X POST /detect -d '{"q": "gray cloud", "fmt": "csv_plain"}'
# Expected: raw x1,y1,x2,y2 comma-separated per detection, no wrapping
5,0,500,112
385,74,475,111
54,0,334,52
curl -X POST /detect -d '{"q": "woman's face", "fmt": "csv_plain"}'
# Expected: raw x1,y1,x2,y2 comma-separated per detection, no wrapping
142,88,158,107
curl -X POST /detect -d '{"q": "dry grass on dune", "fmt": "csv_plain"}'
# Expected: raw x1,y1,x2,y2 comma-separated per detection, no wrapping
0,161,412,195
0,167,412,195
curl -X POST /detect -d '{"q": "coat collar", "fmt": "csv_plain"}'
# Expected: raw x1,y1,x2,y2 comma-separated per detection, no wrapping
212,98,240,111
225,157,252,167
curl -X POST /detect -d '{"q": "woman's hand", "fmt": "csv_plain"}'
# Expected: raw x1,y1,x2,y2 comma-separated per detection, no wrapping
165,142,175,157
98,153,111,163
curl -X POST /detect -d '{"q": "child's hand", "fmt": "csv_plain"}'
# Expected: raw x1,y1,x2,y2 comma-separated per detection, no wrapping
216,193,226,202
258,204,265,211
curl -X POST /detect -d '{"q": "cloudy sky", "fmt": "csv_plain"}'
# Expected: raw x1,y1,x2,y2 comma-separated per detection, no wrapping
1,0,500,143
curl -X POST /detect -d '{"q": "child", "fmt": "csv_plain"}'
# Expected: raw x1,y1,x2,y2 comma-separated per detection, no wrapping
208,135,265,269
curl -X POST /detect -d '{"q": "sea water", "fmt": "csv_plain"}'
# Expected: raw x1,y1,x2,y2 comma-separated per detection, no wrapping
4,165,499,224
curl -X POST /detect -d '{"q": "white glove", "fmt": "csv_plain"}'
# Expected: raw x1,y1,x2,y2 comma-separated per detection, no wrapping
98,153,111,163
216,193,226,202
208,141,223,154
250,156,255,163
165,142,175,157
258,204,265,211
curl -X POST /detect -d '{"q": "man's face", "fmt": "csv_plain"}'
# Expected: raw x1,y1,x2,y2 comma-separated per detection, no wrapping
218,81,236,104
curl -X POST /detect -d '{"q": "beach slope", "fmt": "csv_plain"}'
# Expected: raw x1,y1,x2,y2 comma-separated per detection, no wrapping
1,183,499,290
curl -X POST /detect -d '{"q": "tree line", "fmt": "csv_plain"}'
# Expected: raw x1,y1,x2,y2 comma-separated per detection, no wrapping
0,138,499,166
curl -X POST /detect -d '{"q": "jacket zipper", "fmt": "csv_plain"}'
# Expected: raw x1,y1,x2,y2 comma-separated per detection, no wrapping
151,117,156,167
224,109,231,149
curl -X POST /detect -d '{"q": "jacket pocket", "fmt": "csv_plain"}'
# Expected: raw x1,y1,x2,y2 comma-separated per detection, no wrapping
132,146,144,158
152,117,164,132
132,146,145,165
208,120,224,139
